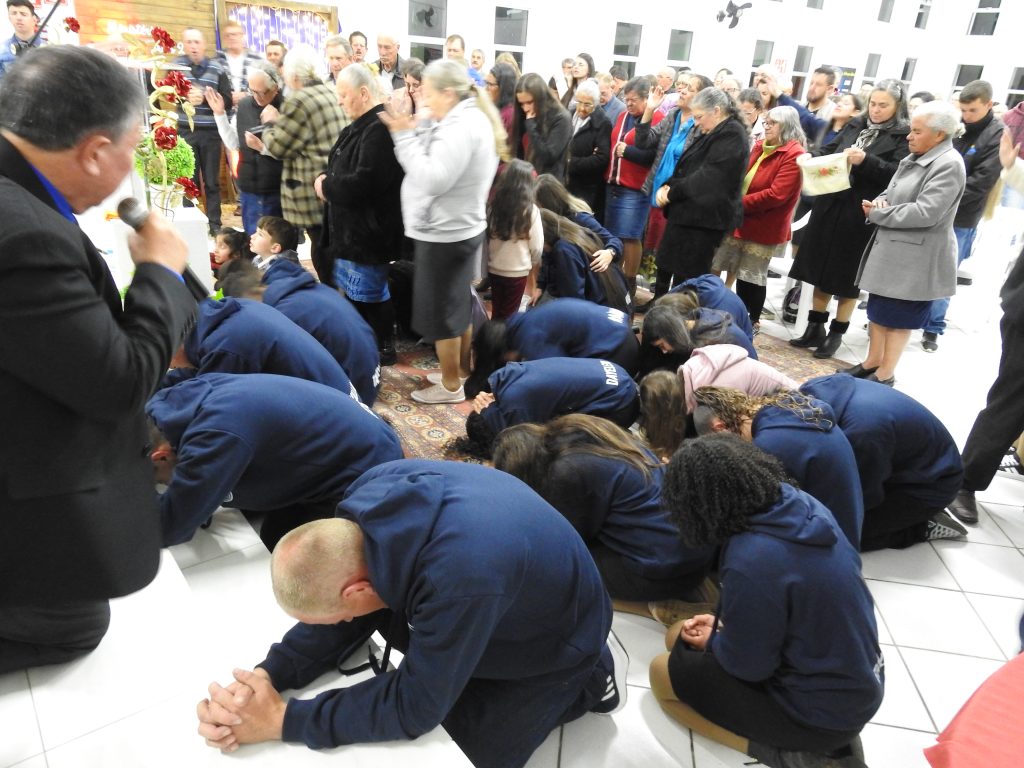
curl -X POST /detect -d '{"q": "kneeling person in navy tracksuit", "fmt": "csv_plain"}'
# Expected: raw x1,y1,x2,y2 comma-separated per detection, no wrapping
195,461,627,768
465,357,639,457
146,373,402,550
651,435,882,765
221,256,381,406
693,387,865,549
801,373,966,549
169,297,358,398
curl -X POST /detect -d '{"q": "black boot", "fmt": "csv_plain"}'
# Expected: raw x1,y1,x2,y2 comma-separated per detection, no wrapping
814,320,849,358
789,310,828,348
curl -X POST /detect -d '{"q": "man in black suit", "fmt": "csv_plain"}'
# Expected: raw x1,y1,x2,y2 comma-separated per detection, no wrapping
0,46,196,672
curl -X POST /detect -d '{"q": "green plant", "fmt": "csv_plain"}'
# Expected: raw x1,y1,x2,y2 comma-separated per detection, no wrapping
134,133,195,185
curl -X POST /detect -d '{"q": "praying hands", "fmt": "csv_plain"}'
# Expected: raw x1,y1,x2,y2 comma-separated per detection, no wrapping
196,667,286,752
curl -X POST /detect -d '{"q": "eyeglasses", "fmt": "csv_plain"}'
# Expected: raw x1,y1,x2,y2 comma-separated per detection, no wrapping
763,118,777,127
248,87,273,98
576,100,595,110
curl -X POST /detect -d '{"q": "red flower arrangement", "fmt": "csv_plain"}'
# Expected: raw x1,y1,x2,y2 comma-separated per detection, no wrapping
151,27,175,54
152,125,178,150
63,17,80,34
175,177,201,200
156,70,191,100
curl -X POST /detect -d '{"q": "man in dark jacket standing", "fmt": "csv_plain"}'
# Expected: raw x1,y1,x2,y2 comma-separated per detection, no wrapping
316,63,405,363
195,460,626,768
922,80,1004,352
0,47,196,672
209,60,285,233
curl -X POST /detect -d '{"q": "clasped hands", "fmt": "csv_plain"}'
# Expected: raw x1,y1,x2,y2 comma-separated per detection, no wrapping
196,667,286,752
678,613,716,651
861,197,890,218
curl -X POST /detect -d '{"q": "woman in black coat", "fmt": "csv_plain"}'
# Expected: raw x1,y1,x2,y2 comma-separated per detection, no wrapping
788,79,910,358
653,87,750,285
566,80,611,220
513,72,572,181
316,64,406,363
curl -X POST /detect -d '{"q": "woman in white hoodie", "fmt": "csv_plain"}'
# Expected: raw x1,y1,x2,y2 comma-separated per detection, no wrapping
383,59,508,403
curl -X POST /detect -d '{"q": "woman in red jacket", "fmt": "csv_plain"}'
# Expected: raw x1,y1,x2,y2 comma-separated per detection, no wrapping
712,106,807,329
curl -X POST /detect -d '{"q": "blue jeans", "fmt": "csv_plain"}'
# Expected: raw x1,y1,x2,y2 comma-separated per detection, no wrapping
923,227,976,335
238,190,283,235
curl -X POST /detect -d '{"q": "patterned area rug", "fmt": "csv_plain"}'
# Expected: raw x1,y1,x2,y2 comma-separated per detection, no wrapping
372,328,846,461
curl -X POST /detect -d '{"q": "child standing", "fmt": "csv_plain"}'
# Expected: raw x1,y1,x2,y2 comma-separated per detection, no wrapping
485,159,543,320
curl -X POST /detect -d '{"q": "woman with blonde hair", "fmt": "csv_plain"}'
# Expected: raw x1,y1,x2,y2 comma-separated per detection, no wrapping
382,59,506,403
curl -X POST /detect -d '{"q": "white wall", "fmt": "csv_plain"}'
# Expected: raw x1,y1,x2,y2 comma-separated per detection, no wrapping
329,0,1022,103
1,0,1017,102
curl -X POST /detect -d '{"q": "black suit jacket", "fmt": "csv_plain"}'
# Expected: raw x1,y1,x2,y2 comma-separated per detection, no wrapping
0,134,196,603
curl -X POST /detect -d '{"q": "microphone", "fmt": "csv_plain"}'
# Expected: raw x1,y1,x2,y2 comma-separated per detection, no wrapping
116,198,210,301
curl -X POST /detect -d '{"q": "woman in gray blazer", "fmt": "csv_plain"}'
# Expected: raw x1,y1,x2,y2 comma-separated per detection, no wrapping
846,101,967,385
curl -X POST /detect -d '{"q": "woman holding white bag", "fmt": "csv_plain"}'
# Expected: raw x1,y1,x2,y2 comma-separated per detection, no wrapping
788,79,910,359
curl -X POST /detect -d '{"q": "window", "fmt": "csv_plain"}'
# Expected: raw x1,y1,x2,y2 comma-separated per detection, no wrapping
807,0,824,7
902,58,917,81
667,29,693,62
794,45,813,74
613,22,642,57
878,0,894,22
751,40,774,68
495,49,523,70
612,22,641,79
955,64,985,88
916,0,932,28
865,53,881,78
613,60,636,79
1008,68,1024,108
969,0,1000,35
494,7,528,47
408,1,446,38
408,42,443,64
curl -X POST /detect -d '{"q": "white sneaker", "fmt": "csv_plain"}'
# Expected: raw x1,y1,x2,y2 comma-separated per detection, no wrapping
593,629,629,715
411,382,465,404
425,372,468,386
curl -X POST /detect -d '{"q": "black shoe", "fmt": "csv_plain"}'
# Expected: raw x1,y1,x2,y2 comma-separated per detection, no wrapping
813,332,843,358
947,489,979,525
922,332,938,352
996,448,1024,481
789,321,826,348
866,372,896,387
843,363,878,378
379,346,397,366
957,275,973,286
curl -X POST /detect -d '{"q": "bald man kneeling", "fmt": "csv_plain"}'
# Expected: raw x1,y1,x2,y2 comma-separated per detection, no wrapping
196,460,627,768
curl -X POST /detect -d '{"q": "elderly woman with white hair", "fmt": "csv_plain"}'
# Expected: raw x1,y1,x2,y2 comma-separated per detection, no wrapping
566,79,611,218
315,64,406,365
255,43,348,282
711,105,807,328
381,59,506,404
846,100,967,386
652,87,751,286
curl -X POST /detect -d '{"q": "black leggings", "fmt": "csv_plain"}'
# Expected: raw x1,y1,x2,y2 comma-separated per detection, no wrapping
735,280,767,325
860,491,940,552
668,640,860,753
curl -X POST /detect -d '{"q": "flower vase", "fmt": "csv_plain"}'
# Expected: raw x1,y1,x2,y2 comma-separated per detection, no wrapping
149,183,184,220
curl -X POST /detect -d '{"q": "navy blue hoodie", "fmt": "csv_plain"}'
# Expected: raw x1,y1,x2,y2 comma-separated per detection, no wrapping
670,274,754,340
481,358,638,435
800,374,963,510
540,240,633,315
709,483,883,733
258,460,611,748
504,299,635,363
542,453,713,580
146,373,402,545
752,395,865,548
262,258,381,405
183,298,355,397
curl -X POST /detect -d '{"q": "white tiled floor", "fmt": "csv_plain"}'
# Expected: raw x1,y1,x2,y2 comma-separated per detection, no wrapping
4,215,1024,768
